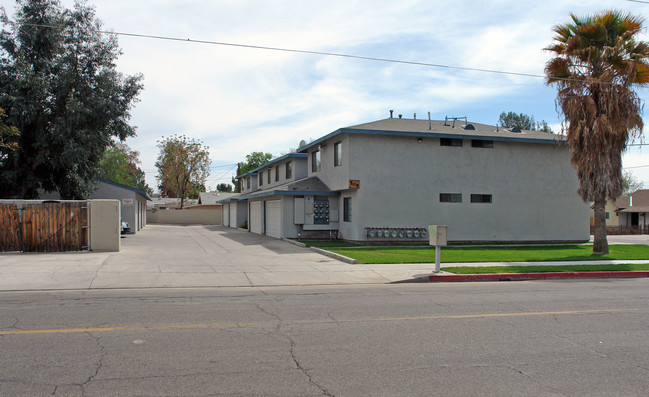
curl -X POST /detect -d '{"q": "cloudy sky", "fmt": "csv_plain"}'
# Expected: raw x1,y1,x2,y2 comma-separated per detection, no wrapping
2,0,649,191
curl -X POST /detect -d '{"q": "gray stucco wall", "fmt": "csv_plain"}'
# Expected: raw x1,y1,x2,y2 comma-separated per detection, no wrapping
90,182,147,233
309,133,590,242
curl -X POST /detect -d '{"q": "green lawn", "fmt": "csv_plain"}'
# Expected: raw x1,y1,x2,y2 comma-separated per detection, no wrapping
327,244,649,264
446,263,649,274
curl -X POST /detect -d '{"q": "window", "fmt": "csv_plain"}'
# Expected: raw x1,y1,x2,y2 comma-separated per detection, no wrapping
606,212,610,219
343,197,351,222
440,138,463,147
267,169,271,184
286,161,292,179
440,193,462,203
334,141,342,166
470,194,492,203
471,140,493,148
312,150,321,172
275,166,279,182
259,173,263,186
246,177,250,190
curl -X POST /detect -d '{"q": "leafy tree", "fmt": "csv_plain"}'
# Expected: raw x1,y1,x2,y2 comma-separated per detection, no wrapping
217,183,233,193
232,152,273,191
545,10,649,254
498,111,553,132
155,134,211,208
0,107,19,162
622,170,643,196
0,0,143,199
98,142,152,195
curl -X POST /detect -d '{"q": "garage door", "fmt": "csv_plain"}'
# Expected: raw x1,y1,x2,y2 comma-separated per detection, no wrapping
229,203,237,228
266,200,282,238
223,204,230,227
250,201,262,234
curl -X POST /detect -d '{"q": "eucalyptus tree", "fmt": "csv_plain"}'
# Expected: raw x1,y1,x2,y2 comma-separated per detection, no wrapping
155,135,211,209
545,10,649,254
0,0,143,199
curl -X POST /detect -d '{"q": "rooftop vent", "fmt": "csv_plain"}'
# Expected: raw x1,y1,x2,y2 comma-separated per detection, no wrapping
463,124,476,130
444,116,468,128
510,127,522,133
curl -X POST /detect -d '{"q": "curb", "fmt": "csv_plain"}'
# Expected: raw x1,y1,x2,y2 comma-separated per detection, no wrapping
310,247,358,264
428,271,649,282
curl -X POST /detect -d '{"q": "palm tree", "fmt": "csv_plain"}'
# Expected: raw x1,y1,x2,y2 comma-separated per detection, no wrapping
545,10,649,254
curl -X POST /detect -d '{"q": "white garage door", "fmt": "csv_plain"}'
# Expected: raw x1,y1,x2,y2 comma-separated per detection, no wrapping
266,200,282,238
223,204,230,227
229,203,237,228
250,201,262,234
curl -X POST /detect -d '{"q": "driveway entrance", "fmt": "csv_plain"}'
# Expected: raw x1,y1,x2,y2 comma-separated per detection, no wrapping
0,224,430,290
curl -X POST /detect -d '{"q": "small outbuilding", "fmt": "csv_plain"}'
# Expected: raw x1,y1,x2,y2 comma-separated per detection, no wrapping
92,178,151,233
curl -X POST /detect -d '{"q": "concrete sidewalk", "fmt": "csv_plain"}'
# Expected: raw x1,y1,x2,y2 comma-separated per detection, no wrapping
0,224,647,291
0,224,438,291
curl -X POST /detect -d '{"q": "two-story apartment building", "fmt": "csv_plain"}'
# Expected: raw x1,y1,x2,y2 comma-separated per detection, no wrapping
222,116,590,242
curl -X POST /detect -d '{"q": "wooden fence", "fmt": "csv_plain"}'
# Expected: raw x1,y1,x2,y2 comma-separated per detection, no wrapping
0,202,89,252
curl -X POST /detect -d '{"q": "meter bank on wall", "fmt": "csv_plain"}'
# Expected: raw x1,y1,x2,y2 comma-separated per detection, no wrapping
219,116,591,243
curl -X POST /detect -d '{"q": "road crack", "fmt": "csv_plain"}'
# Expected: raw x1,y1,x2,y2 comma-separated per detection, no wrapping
256,304,333,396
80,331,107,395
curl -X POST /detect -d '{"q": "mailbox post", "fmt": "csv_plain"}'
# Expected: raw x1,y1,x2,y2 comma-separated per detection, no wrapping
428,225,448,273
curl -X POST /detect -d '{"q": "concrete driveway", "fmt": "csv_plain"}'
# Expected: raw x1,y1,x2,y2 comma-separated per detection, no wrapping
0,225,435,291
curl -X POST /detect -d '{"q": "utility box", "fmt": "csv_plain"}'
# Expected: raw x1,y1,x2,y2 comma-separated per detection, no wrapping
428,225,448,246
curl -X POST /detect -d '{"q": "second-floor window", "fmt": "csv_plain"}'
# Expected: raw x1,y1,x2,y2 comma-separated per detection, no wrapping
259,173,263,186
471,140,493,148
275,166,279,182
267,169,271,184
286,161,292,179
246,177,250,190
471,194,492,203
440,193,462,203
334,141,342,166
312,150,321,172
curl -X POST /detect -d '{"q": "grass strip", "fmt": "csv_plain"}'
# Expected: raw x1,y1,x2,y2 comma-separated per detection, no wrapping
327,244,649,264
445,263,649,274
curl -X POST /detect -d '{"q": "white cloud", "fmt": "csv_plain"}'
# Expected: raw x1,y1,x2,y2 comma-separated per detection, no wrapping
2,0,649,189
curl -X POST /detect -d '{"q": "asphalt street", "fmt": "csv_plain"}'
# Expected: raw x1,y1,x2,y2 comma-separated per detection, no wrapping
2,280,649,396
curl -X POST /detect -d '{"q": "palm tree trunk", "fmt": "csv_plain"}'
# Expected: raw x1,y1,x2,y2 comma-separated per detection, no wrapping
592,195,609,255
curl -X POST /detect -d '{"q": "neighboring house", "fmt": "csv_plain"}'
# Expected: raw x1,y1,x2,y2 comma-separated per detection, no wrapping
223,116,591,243
612,189,649,233
186,192,239,211
92,178,151,233
590,200,622,228
147,197,198,210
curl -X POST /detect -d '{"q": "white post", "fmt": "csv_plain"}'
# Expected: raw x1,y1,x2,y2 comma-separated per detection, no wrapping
434,245,441,273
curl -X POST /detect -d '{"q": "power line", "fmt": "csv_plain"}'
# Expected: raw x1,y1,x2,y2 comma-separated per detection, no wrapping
10,22,631,86
13,22,548,80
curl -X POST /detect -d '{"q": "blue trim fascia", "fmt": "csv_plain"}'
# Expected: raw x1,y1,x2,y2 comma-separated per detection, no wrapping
235,153,308,180
248,153,308,174
297,128,566,152
245,190,340,199
95,177,152,200
235,171,259,180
